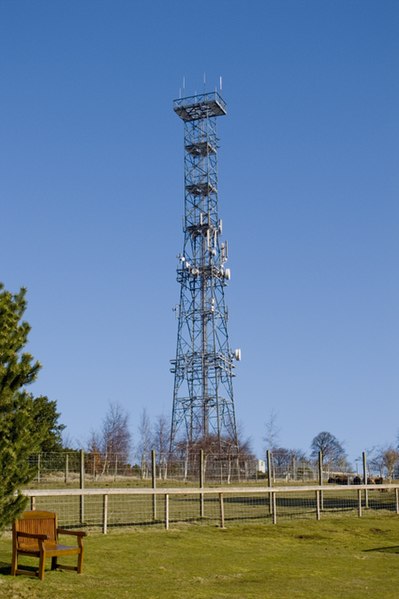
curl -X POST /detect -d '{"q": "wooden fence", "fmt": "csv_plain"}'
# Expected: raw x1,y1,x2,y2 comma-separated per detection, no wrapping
22,483,399,534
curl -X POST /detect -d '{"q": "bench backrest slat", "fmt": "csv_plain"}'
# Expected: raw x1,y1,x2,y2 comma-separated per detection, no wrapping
14,511,57,547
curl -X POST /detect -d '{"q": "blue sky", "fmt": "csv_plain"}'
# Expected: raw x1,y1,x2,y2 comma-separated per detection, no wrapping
1,0,398,463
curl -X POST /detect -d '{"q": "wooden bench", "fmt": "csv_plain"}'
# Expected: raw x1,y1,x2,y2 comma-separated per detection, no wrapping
11,510,87,580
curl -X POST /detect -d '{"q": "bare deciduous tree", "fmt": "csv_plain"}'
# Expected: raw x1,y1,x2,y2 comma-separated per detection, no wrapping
310,431,348,471
136,409,152,479
370,445,399,481
102,402,131,461
152,414,169,479
87,402,131,475
272,447,307,470
263,409,280,452
382,447,399,481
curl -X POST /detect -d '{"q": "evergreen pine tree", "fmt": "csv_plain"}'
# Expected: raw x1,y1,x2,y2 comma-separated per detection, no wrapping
0,283,48,531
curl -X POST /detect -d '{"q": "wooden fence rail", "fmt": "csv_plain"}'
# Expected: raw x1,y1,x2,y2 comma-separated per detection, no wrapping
22,484,399,534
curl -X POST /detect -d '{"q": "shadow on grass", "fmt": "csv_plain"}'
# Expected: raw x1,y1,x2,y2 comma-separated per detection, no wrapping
0,561,11,575
222,495,397,513
364,546,399,554
0,561,41,576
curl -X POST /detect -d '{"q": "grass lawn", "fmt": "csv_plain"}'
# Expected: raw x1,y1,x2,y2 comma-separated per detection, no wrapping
0,514,398,598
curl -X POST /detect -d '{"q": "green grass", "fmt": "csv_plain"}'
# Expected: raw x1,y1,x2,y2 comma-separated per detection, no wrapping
1,514,399,598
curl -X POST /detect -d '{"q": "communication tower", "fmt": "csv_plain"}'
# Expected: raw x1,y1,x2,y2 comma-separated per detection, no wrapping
170,90,240,455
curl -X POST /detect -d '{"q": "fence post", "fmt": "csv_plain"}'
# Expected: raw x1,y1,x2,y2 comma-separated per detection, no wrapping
37,453,41,484
184,448,188,482
165,494,169,530
272,491,277,524
318,451,324,511
358,489,362,517
219,493,225,528
316,490,321,520
199,449,205,518
396,488,399,515
64,453,69,485
362,451,368,509
30,496,36,511
318,451,323,484
152,450,157,521
114,455,118,482
103,494,108,534
80,449,85,524
267,450,273,516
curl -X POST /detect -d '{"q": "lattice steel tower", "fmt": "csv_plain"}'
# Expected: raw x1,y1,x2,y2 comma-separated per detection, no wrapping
170,91,240,455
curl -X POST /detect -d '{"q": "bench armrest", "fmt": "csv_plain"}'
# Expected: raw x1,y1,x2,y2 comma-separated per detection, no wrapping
57,528,87,538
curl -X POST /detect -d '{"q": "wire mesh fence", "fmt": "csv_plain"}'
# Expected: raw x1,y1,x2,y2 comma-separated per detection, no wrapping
26,451,325,488
26,449,398,491
22,484,399,533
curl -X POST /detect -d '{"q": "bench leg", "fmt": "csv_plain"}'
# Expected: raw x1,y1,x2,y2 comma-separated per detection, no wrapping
77,548,84,574
38,550,46,580
51,556,58,570
11,549,17,576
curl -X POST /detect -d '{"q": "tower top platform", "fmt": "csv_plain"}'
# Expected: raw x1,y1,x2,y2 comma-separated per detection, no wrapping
173,91,226,121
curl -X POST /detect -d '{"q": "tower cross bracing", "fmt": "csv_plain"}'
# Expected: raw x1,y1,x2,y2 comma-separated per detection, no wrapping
170,91,240,455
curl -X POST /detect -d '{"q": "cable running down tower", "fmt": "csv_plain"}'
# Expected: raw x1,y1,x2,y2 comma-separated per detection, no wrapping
170,91,240,455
